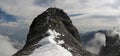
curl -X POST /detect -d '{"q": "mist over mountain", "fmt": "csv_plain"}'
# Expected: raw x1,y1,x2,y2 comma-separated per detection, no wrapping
80,30,106,44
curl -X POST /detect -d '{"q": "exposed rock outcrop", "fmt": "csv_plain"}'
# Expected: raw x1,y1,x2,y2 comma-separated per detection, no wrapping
99,30,120,56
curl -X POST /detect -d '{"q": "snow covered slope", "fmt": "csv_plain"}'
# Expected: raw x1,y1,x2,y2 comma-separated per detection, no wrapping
30,29,72,56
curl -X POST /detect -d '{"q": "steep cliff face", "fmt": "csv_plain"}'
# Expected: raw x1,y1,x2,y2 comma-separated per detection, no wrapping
99,29,120,56
13,8,95,56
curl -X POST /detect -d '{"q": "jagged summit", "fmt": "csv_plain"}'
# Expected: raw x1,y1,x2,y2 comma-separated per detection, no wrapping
28,7,80,45
13,8,95,56
45,7,68,16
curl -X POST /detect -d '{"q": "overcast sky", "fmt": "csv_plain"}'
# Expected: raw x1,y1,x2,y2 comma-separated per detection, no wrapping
0,0,120,56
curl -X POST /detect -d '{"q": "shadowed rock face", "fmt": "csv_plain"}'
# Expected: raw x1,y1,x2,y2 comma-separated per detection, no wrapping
13,8,95,56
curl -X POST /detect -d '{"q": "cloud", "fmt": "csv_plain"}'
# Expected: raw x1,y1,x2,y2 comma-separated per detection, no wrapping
85,32,106,54
0,22,18,27
117,16,120,25
0,34,18,56
0,9,29,42
54,0,119,16
0,0,119,18
0,0,46,19
71,15,117,32
0,0,119,32
0,6,27,55
35,0,55,7
0,22,29,42
0,8,17,22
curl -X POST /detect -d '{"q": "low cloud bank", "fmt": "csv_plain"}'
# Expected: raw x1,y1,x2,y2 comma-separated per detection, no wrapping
0,34,24,56
85,32,106,54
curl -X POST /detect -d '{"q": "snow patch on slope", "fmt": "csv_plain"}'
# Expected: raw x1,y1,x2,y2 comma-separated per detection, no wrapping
30,29,73,56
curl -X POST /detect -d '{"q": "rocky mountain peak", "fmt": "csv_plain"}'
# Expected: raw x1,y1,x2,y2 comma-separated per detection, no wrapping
13,8,95,56
13,7,120,56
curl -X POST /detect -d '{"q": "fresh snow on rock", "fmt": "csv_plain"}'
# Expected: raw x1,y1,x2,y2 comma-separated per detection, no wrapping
30,29,73,56
57,40,65,45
